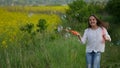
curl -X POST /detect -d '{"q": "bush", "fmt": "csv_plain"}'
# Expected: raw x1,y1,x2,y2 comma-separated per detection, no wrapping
105,0,120,22
64,0,103,31
37,19,48,33
105,0,120,45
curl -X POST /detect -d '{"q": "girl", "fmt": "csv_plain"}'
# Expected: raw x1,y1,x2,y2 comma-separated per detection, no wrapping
78,15,111,68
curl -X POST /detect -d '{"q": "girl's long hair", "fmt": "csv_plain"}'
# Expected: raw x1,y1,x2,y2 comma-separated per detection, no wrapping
88,15,109,29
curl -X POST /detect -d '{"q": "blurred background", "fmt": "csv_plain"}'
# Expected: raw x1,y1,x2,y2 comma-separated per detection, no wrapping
0,0,120,68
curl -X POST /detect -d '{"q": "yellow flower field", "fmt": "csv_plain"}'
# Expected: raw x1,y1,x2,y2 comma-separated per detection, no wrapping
0,6,68,34
0,6,68,48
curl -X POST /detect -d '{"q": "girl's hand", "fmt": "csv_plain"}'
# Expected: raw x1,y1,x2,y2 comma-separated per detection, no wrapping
103,35,111,41
70,30,80,36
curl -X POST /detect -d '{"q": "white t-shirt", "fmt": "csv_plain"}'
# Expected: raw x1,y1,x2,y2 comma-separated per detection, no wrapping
81,27,111,53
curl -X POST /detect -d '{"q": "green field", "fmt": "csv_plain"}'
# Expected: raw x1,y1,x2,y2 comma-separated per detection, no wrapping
0,6,120,68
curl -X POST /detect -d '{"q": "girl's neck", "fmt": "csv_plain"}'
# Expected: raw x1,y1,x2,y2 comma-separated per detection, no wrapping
91,25,99,30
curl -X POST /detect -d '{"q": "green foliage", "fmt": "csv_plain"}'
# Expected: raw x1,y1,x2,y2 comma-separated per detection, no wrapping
37,19,48,33
20,19,48,33
105,0,120,21
65,0,102,31
20,23,34,33
66,0,88,22
105,0,120,45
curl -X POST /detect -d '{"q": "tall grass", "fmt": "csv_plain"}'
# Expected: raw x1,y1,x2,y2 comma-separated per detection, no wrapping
101,43,120,68
0,6,120,68
0,31,86,68
1,31,120,68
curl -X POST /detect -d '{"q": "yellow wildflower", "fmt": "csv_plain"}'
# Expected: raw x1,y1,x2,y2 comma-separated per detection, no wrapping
1,40,7,48
2,40,6,45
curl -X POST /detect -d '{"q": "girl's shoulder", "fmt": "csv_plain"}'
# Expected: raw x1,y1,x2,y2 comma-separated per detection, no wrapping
84,28,90,32
100,27,107,31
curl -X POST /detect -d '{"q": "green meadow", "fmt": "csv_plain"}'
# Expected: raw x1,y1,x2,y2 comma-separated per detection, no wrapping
0,6,120,68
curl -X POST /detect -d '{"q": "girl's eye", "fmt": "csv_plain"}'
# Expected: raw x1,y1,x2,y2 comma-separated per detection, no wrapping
89,19,91,21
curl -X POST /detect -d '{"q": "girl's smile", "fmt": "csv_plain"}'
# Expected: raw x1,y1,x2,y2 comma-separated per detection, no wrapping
89,16,97,26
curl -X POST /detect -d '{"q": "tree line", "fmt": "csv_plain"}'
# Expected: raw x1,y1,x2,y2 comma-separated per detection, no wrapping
0,0,74,6
0,0,108,6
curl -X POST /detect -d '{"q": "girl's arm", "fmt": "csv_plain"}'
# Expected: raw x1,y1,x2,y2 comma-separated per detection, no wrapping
103,28,111,42
77,29,87,44
77,34,82,41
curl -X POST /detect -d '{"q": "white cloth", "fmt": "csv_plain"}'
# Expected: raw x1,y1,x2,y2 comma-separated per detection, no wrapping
81,27,111,53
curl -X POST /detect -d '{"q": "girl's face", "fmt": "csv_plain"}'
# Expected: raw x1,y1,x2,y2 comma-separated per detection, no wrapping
89,16,97,27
